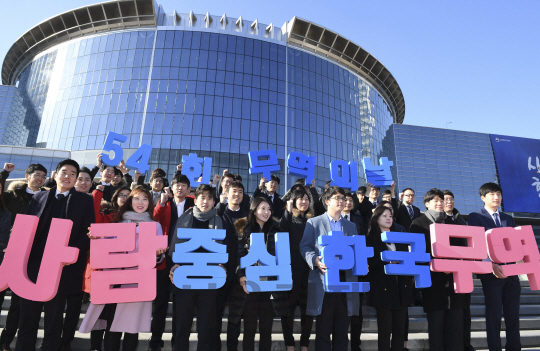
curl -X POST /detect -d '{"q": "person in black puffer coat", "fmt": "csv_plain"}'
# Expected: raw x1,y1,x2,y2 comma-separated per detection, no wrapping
280,189,314,351
228,197,289,351
367,206,414,351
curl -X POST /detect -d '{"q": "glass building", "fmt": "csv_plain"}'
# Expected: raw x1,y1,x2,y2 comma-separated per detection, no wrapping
0,86,27,146
0,0,404,194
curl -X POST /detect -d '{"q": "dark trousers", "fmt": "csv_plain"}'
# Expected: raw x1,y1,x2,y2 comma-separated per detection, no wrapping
226,312,242,351
315,293,350,351
61,292,83,345
150,269,171,349
91,330,105,351
350,293,364,351
375,306,408,351
16,292,66,351
426,309,464,351
242,292,274,351
174,289,217,351
463,294,473,351
0,290,20,347
281,279,313,348
481,276,521,351
211,280,236,351
103,316,138,351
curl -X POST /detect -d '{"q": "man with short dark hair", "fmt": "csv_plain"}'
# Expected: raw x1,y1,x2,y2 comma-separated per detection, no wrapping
358,182,381,224
468,183,520,351
214,180,248,350
396,187,421,231
17,159,94,351
0,162,48,351
169,184,224,351
300,186,360,350
252,175,284,218
149,174,194,351
149,173,166,204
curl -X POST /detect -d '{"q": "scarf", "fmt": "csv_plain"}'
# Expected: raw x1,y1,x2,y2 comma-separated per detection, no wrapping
425,209,447,224
176,207,223,230
120,211,152,223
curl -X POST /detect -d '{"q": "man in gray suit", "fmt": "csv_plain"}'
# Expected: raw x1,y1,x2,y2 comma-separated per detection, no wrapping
300,186,360,351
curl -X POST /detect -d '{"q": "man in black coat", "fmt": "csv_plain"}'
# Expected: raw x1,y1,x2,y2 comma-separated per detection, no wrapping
395,187,421,231
16,159,94,351
149,174,194,351
252,175,284,219
214,180,249,351
358,182,381,224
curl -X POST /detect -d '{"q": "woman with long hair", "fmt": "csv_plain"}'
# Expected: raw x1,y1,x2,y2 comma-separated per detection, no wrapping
229,197,289,351
79,186,166,351
367,206,414,351
280,189,314,351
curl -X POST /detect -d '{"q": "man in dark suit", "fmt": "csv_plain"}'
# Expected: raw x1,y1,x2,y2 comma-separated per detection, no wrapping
16,159,94,351
149,174,194,351
468,182,520,351
358,182,380,224
252,175,285,218
395,187,421,231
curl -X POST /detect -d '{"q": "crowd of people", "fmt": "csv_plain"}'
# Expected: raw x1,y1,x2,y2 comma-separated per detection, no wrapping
0,154,522,351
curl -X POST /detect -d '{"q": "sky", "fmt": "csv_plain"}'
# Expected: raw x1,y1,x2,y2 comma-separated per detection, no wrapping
1,0,539,139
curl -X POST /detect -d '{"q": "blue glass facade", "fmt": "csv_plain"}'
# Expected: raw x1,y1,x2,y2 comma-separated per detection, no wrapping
0,86,27,146
389,124,498,214
9,27,395,194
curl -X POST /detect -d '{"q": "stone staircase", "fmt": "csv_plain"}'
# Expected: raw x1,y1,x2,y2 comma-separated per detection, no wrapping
1,279,540,350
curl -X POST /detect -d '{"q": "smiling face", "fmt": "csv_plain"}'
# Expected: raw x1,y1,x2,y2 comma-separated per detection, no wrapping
295,194,310,212
75,172,92,193
255,201,272,225
425,196,444,212
481,191,502,211
151,177,164,192
26,170,46,190
444,195,455,214
173,181,190,199
195,191,215,213
132,192,149,214
100,166,115,183
227,185,244,206
55,165,78,192
343,195,354,212
377,209,393,231
112,173,122,186
265,179,279,194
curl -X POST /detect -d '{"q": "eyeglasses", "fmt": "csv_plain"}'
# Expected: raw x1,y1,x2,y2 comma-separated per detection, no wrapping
118,194,129,199
444,198,455,203
330,196,345,202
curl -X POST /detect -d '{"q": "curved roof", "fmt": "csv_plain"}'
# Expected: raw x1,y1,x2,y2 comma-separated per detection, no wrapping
286,17,405,123
1,0,157,86
2,3,405,122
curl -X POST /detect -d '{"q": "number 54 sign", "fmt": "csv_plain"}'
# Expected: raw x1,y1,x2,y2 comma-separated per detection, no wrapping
102,132,153,173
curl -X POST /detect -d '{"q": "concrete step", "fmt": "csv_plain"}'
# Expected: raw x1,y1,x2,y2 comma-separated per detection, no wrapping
13,329,540,351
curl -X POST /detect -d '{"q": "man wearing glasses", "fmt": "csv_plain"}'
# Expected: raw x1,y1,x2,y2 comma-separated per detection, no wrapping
396,188,421,231
300,186,360,351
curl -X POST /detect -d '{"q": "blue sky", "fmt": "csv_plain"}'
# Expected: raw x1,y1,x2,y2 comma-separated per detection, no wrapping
1,0,538,139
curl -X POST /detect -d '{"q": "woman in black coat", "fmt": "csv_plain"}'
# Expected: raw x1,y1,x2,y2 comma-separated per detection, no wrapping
367,206,414,351
229,197,289,351
410,188,467,351
280,189,314,351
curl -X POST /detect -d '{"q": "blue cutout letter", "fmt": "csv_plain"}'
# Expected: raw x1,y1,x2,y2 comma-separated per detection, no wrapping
380,231,432,288
319,231,374,292
172,229,228,290
287,152,315,183
182,153,212,187
329,160,359,190
362,157,394,187
240,232,292,292
248,150,280,179
102,132,127,166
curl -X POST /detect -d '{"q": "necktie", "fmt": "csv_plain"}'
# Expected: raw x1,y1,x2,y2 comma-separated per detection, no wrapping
493,213,501,227
345,215,349,220
56,194,65,200
408,206,414,220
